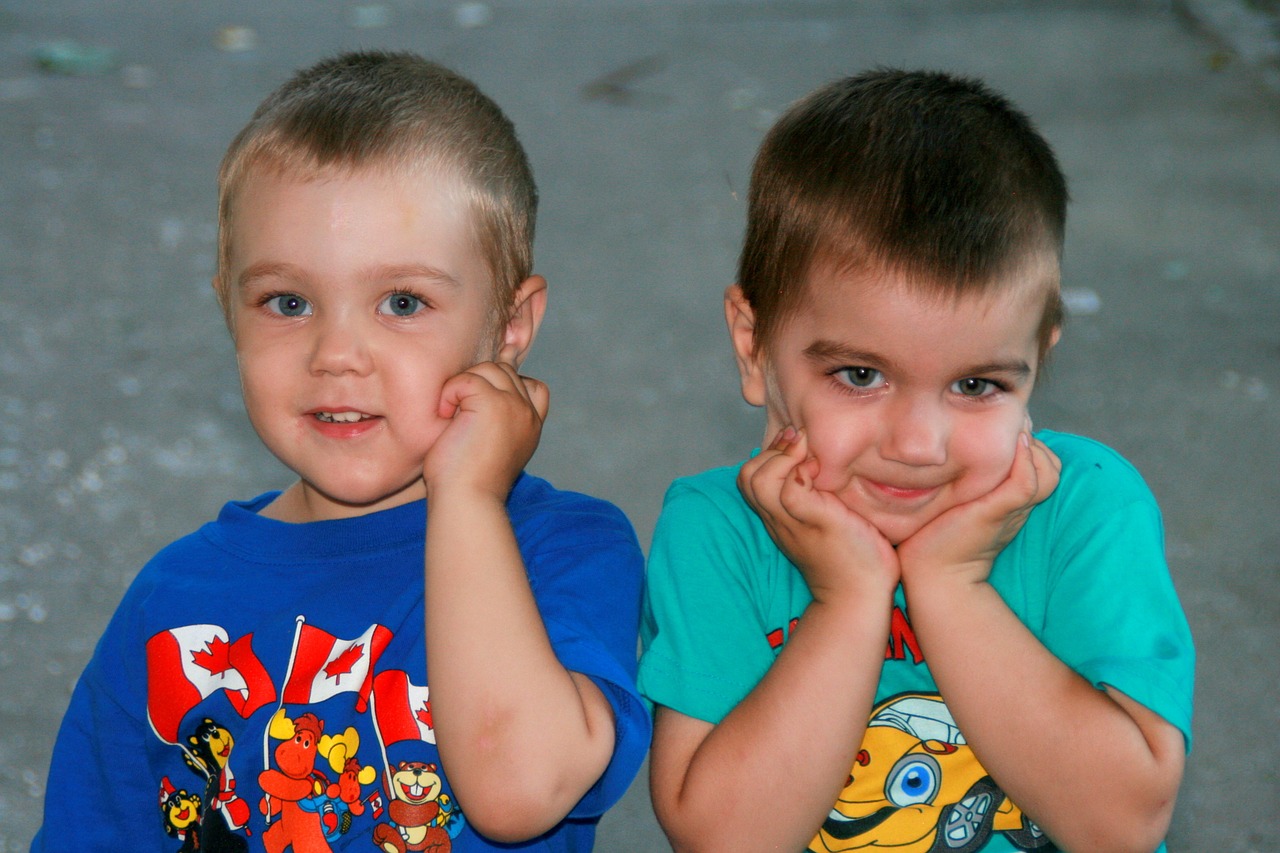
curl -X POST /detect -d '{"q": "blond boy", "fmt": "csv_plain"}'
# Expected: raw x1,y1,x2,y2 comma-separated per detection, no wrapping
35,52,648,851
639,70,1193,853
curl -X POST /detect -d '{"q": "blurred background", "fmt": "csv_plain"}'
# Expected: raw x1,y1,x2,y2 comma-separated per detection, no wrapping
1,1,1277,850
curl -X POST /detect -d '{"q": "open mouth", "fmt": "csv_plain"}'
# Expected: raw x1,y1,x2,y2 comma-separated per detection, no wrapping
314,411,372,423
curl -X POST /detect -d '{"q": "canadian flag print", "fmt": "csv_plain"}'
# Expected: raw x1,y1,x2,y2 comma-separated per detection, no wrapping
371,669,435,747
146,625,275,744
281,620,392,712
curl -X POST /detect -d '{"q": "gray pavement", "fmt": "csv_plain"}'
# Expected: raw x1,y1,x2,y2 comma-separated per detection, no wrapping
2,1,1277,850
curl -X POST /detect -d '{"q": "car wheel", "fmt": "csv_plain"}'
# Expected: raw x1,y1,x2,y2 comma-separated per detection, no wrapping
1003,812,1059,851
926,776,1002,853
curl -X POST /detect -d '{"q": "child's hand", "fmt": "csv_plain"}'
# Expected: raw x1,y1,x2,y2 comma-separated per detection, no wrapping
897,429,1061,587
739,427,899,603
422,357,548,501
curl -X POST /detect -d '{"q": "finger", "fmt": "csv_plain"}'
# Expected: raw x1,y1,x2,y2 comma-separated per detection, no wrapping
770,425,798,454
966,432,1041,520
1027,438,1062,500
767,431,821,519
467,359,524,392
522,375,550,420
738,445,802,520
740,425,801,486
436,369,490,419
496,342,521,369
1004,430,1062,513
460,361,546,417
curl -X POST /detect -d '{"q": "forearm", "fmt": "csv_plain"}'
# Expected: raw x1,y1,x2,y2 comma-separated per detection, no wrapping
655,591,893,853
904,577,1183,852
424,488,615,839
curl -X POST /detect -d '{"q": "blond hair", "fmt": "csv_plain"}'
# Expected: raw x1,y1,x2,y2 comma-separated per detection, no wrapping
215,51,536,321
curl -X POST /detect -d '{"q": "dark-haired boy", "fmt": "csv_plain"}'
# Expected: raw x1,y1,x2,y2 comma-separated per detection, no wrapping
639,70,1193,853
34,52,649,851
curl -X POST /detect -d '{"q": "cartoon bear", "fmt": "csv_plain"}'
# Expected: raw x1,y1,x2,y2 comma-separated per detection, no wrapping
185,717,249,852
370,762,459,853
159,776,202,853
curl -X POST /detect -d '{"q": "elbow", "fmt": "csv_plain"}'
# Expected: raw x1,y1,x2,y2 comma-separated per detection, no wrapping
652,792,731,853
1043,788,1177,853
463,795,563,844
1117,795,1178,853
452,762,602,843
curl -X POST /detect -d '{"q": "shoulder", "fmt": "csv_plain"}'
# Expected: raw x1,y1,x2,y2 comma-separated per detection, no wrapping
126,492,295,602
1037,430,1158,510
664,460,745,503
507,473,641,552
648,457,777,576
657,459,754,528
1016,431,1167,567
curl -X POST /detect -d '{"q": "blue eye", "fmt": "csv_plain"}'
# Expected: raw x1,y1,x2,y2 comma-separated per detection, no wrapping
885,755,940,807
265,294,310,317
380,293,425,317
952,378,996,397
836,367,885,389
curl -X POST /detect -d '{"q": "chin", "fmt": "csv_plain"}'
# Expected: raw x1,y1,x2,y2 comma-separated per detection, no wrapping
870,514,934,548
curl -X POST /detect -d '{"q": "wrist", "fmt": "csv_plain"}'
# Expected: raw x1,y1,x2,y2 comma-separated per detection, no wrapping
807,573,898,614
425,475,512,510
900,566,992,610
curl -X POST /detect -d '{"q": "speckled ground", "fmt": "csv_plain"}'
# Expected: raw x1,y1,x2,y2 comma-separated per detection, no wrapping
2,2,1276,850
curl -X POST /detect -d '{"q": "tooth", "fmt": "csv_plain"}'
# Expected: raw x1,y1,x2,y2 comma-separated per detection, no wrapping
318,411,364,423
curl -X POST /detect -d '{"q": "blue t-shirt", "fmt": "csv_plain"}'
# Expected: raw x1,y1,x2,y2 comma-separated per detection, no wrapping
639,431,1194,853
35,472,650,852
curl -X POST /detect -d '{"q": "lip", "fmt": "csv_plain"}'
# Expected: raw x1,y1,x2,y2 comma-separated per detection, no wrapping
306,408,382,439
862,478,941,504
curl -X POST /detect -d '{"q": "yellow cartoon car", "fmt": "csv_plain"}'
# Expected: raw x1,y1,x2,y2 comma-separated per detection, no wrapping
809,694,1055,853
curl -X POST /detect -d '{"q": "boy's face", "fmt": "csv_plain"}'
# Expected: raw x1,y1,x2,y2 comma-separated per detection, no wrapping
224,165,510,522
729,258,1058,546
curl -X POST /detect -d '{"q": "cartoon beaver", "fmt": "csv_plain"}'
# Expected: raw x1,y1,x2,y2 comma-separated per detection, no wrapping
370,761,458,853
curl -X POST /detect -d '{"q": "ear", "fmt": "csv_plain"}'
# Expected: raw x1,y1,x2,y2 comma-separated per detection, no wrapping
725,284,767,408
497,275,548,368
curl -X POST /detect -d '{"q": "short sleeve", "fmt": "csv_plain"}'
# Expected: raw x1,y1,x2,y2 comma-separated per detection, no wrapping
1028,435,1196,751
34,587,165,849
639,474,789,724
514,486,651,819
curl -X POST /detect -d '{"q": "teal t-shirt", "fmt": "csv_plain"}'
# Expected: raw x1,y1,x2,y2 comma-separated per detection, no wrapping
638,430,1194,853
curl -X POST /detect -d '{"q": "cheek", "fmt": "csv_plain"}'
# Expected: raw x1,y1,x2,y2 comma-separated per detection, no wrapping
383,354,462,434
235,353,285,424
799,406,874,489
954,413,1025,493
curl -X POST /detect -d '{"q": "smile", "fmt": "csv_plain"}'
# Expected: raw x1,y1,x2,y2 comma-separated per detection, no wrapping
308,409,382,438
314,410,371,423
864,479,941,503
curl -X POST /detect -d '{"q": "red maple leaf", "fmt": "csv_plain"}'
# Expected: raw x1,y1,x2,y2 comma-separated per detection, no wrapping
191,636,233,678
416,700,433,730
323,643,365,684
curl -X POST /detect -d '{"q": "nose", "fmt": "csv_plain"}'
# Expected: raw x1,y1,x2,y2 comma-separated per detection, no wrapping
308,313,373,377
880,395,949,467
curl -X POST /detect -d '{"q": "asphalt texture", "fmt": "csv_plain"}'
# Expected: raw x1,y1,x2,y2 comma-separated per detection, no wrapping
1,2,1277,851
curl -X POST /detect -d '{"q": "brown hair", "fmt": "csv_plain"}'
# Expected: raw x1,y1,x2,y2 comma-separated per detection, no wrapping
215,51,536,321
738,69,1067,361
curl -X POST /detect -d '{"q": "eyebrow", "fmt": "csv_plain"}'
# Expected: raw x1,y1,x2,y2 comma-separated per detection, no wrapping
237,262,464,291
803,339,1033,381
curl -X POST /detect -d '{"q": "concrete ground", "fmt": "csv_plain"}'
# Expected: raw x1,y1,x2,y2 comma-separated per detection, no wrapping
1,1,1276,850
